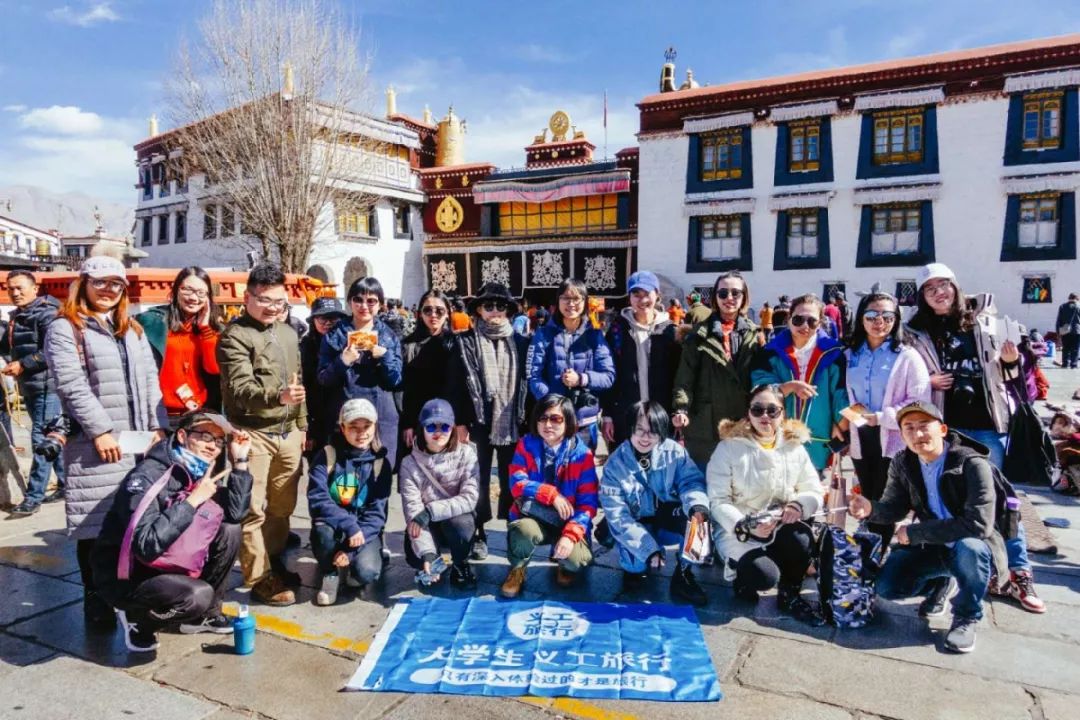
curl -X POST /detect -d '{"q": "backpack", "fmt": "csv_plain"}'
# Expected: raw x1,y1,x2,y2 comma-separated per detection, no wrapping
815,523,883,628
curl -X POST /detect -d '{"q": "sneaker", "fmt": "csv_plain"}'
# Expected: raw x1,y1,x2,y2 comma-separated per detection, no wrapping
115,610,159,653
944,616,979,653
470,538,489,561
987,572,1008,597
252,574,296,607
450,563,478,589
8,500,40,517
179,613,233,634
918,577,958,618
1006,570,1046,614
315,572,340,606
670,563,708,607
622,571,647,592
500,566,527,598
83,590,117,629
555,566,578,588
42,487,65,504
777,582,826,626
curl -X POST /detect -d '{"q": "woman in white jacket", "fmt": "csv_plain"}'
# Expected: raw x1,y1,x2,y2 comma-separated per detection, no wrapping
398,399,480,589
707,384,824,624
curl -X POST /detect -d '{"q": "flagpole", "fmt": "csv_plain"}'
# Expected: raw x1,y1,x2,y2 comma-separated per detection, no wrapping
603,89,608,159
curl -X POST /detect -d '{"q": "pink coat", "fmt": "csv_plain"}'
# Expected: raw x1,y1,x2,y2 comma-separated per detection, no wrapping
845,345,932,460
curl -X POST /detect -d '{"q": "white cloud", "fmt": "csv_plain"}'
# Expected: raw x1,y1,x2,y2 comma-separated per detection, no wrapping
510,43,576,64
3,105,28,113
0,135,137,204
48,2,120,27
18,106,105,135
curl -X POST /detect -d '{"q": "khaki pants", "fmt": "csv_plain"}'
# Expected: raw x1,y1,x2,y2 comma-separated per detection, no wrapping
240,428,303,585
507,518,593,573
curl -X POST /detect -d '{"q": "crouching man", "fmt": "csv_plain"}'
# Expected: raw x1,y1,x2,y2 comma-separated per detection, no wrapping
849,400,1008,654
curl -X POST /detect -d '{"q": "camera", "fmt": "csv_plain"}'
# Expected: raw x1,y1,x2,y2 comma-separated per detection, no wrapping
34,414,72,462
734,505,783,542
940,335,982,405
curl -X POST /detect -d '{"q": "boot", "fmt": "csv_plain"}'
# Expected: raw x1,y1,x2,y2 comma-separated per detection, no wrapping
777,581,825,626
670,563,708,607
83,589,116,629
500,566,527,598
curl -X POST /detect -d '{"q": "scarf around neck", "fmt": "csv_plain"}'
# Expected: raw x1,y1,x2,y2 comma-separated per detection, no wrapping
476,318,518,445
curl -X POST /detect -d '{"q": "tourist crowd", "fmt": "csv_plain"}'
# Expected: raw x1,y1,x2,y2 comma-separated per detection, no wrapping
0,252,1068,656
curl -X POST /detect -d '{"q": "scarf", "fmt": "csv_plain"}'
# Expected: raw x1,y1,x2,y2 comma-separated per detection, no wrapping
171,442,211,480
477,318,518,446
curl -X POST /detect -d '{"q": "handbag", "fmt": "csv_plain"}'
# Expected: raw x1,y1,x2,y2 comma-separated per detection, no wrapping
117,466,224,580
825,456,849,528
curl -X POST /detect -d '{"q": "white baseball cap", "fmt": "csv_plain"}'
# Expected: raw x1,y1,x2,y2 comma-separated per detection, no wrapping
915,263,956,290
339,398,377,424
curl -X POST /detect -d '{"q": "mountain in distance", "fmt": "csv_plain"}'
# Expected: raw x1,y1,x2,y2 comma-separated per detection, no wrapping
0,184,133,238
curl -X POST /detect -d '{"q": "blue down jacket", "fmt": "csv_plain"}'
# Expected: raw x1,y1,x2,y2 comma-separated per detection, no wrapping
526,320,615,399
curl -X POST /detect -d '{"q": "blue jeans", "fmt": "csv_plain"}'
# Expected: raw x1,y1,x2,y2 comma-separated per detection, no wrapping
954,428,1007,471
618,525,684,574
875,538,991,620
310,521,383,584
22,387,66,504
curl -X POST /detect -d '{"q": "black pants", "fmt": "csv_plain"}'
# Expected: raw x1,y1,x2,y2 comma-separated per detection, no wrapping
734,522,814,591
104,522,241,632
851,425,896,548
310,522,383,584
403,514,476,570
471,429,515,537
1063,333,1080,368
77,538,97,592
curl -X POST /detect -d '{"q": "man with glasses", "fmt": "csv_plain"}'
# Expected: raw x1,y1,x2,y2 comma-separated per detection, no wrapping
850,401,1009,654
217,263,307,606
446,282,530,560
1,270,65,516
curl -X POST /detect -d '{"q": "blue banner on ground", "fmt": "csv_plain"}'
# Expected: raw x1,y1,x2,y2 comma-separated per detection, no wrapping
346,597,721,702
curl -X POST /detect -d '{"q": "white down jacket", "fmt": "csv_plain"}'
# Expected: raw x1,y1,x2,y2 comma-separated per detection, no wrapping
398,443,480,559
706,419,824,577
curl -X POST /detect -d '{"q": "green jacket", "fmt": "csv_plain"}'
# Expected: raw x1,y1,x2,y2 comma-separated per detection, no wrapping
216,313,307,432
135,305,169,365
672,314,760,467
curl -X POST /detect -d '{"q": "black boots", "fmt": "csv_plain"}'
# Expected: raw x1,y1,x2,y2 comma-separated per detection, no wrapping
670,563,708,607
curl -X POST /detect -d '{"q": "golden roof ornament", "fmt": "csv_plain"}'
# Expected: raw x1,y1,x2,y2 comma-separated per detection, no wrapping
549,110,570,142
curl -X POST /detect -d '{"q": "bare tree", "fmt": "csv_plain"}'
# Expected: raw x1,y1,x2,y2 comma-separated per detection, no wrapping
165,0,376,272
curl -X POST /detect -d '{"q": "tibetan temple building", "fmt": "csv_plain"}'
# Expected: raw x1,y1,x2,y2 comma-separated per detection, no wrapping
418,110,639,304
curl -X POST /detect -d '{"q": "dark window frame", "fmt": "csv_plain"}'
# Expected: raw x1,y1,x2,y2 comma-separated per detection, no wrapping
1004,87,1080,166
175,212,186,244
856,201,936,267
686,126,753,193
685,214,753,273
773,207,831,270
856,106,939,179
774,117,834,186
1001,191,1076,262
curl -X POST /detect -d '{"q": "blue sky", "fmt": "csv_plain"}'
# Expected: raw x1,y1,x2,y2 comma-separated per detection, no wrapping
1,0,1078,205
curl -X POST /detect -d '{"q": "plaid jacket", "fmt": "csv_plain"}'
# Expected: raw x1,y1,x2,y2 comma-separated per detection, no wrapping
509,434,598,543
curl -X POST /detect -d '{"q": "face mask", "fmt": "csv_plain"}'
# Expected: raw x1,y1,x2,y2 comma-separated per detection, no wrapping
172,442,211,479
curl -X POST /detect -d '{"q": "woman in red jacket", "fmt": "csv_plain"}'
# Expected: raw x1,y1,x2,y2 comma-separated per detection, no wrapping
137,267,224,423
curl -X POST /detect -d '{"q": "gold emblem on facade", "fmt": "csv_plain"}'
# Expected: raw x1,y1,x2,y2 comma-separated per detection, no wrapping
435,177,443,190
549,110,570,141
435,196,464,233
462,175,470,187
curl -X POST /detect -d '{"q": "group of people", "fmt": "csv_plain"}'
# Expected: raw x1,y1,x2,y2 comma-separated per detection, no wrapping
0,251,1059,656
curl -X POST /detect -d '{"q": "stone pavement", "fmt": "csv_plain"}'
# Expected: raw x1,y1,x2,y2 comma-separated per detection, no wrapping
2,368,1080,720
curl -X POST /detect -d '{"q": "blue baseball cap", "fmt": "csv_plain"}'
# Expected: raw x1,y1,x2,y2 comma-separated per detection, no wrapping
419,398,455,428
627,270,660,294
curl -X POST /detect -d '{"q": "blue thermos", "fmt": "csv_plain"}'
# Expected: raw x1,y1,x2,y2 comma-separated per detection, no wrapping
233,604,256,655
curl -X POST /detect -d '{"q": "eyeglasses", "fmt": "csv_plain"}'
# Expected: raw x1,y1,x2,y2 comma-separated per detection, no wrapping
421,306,447,317
538,414,566,426
424,422,452,434
351,296,381,307
632,426,659,439
923,281,953,296
791,314,820,328
178,287,209,300
749,403,783,419
863,310,898,323
482,300,508,312
89,279,125,292
558,295,584,306
254,295,288,310
715,288,743,300
187,430,226,449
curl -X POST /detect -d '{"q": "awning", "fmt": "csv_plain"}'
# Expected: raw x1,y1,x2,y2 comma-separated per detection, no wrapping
472,169,630,205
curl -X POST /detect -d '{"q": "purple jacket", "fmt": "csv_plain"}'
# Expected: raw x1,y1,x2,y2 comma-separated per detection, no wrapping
844,345,931,460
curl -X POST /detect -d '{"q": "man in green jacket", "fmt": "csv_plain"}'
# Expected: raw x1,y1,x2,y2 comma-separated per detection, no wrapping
217,263,307,606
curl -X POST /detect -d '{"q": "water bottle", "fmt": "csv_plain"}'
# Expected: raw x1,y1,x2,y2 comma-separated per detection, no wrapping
417,556,447,586
1004,497,1022,540
233,604,256,655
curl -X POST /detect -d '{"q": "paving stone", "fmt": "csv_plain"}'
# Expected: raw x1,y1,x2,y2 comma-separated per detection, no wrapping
383,695,543,720
203,709,261,720
0,565,83,626
1012,568,1080,607
0,502,66,542
0,529,81,577
0,655,217,720
4,600,226,678
989,595,1080,644
152,632,406,720
1035,688,1080,720
738,635,1033,720
0,632,55,678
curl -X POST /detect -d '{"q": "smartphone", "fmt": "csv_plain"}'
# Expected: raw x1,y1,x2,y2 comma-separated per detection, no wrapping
827,435,850,454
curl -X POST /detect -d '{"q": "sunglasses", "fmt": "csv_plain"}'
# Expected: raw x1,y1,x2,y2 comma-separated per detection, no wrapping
863,310,898,323
424,423,452,434
791,314,820,328
715,288,743,300
749,403,784,419
351,296,381,307
539,414,566,426
421,306,447,317
482,300,508,312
